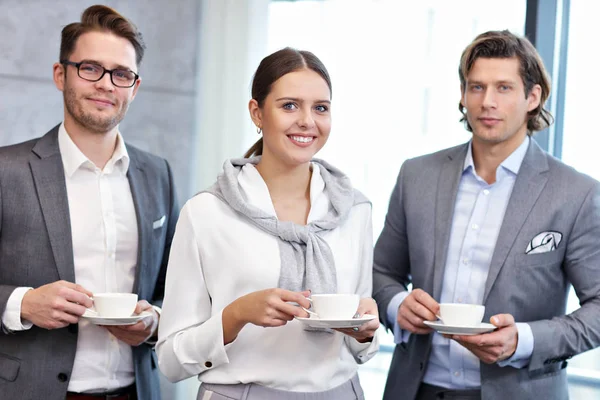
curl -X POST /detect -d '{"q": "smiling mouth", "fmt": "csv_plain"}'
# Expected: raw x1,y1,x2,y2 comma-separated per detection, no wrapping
289,135,315,144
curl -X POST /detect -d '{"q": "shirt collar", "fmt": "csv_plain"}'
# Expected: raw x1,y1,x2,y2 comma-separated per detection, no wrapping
463,136,530,176
238,162,326,218
58,122,130,177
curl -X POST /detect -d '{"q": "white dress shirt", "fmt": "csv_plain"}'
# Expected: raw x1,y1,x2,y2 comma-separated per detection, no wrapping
157,163,379,391
1,123,139,393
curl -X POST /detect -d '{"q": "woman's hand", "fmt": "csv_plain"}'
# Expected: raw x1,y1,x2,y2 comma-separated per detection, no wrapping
334,297,380,343
222,289,310,344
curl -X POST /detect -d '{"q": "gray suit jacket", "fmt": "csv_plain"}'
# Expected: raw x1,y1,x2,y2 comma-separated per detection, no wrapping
0,126,179,400
373,140,600,400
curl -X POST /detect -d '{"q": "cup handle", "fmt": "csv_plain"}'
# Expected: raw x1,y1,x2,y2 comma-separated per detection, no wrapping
84,297,97,316
301,307,318,318
301,297,318,318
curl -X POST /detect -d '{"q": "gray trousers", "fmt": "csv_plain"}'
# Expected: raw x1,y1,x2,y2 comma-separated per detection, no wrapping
197,374,364,400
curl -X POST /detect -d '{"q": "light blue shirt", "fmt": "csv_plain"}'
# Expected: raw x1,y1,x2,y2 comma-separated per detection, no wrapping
386,137,534,389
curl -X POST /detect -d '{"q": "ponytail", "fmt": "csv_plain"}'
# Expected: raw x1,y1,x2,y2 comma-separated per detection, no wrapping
244,138,263,158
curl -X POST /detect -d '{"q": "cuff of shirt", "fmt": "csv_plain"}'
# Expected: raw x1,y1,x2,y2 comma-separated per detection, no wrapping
144,305,162,346
386,291,411,344
497,322,534,368
2,287,34,332
346,329,380,364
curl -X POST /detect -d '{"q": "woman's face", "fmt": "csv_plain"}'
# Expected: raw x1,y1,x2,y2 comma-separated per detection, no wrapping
250,68,331,167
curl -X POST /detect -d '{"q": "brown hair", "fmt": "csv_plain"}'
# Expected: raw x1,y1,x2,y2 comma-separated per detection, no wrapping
458,30,553,134
60,5,146,67
244,47,332,158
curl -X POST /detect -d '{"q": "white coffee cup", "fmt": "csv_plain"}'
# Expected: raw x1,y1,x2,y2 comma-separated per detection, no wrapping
439,303,485,327
92,293,138,318
306,294,360,320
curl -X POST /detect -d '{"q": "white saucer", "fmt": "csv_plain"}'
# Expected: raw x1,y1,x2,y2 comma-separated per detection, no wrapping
82,310,153,326
295,314,377,329
424,320,497,335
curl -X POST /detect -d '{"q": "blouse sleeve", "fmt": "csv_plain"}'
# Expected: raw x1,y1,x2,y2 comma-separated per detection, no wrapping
344,203,380,363
156,200,231,382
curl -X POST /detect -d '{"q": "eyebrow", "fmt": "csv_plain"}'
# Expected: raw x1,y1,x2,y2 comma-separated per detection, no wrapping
467,80,517,85
80,59,136,72
275,97,331,104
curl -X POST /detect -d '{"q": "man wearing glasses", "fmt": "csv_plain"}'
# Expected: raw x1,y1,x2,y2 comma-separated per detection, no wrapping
0,5,178,400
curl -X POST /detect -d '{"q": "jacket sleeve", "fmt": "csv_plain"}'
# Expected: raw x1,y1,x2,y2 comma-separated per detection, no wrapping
151,159,180,309
372,162,412,330
528,182,600,373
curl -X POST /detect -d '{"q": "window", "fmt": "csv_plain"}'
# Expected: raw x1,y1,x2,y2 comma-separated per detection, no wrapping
561,0,600,178
559,0,600,397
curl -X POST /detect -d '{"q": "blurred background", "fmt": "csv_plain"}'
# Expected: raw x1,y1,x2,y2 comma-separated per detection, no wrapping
1,0,598,398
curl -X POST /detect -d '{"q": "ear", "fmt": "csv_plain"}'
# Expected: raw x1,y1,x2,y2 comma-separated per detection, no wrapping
248,99,263,128
527,84,542,112
130,77,142,101
53,62,66,92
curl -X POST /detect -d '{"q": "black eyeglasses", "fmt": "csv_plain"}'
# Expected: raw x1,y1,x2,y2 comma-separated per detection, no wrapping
60,60,139,88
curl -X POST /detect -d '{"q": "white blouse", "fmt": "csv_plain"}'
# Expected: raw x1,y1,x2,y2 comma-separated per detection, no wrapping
156,163,378,392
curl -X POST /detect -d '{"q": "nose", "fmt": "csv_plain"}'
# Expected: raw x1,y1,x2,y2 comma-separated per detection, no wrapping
297,107,316,129
482,88,497,109
94,71,115,92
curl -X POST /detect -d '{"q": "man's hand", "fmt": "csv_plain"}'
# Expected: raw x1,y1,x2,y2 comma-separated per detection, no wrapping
103,300,158,346
449,314,518,364
21,281,93,329
397,289,439,334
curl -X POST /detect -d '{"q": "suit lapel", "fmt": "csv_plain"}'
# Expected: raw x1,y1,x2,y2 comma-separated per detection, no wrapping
127,152,152,298
30,126,76,282
482,140,549,303
432,144,468,300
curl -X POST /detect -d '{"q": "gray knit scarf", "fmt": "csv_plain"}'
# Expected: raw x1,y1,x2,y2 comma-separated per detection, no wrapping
206,157,369,299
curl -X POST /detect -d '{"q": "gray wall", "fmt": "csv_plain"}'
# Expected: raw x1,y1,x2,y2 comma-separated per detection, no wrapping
0,0,201,202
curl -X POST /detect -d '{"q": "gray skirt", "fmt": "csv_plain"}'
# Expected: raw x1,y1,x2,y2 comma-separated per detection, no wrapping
197,374,365,400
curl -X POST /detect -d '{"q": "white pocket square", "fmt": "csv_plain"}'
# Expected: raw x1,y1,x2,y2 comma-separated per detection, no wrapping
525,231,562,254
152,215,166,230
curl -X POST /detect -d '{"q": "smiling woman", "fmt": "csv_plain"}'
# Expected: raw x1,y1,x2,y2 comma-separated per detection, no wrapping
157,48,381,400
244,47,332,161
250,67,331,168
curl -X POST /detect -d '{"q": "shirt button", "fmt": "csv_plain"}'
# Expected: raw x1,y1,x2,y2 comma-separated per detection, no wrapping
462,259,469,265
472,224,479,230
205,361,213,368
457,298,463,303
483,189,490,195
454,371,461,377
